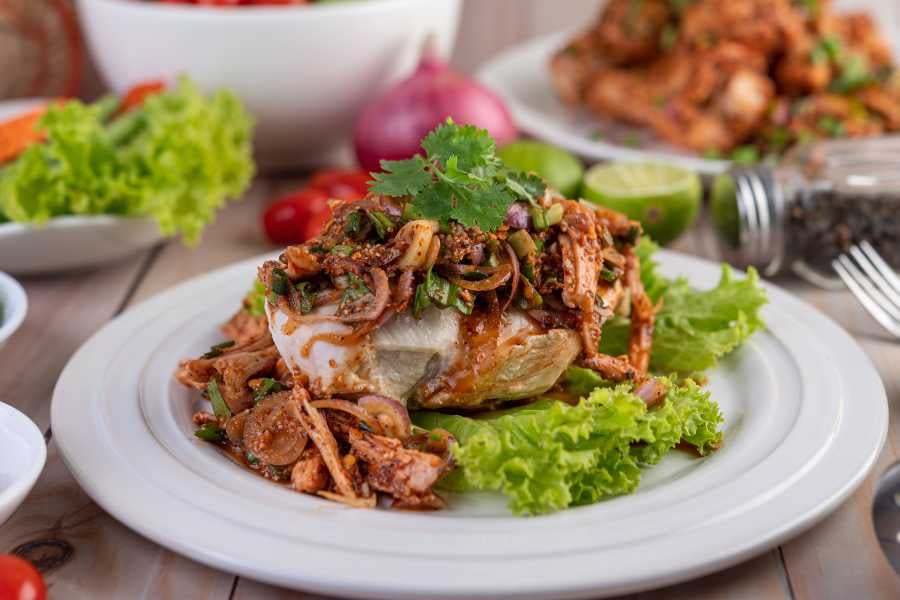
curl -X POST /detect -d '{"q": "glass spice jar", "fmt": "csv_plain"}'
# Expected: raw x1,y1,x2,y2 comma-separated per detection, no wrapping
711,137,900,288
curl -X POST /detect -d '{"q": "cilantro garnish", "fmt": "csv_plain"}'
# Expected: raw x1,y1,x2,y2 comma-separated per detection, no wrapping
369,119,546,232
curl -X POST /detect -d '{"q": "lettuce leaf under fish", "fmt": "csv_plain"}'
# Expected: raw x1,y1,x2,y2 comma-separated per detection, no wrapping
414,379,722,516
0,77,254,244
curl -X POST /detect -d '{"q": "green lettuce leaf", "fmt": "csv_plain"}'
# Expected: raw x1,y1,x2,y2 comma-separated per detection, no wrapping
0,77,254,244
598,240,768,373
413,379,722,516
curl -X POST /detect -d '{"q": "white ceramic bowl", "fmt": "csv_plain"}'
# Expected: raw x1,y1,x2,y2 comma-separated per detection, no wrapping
0,272,27,351
0,402,45,525
76,0,462,169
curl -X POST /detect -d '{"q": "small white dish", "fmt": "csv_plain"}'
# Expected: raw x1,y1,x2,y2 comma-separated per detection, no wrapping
0,215,163,275
0,402,46,525
477,31,733,175
0,271,27,351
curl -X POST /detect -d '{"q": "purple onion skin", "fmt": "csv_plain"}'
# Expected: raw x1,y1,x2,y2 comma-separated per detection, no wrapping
354,54,518,172
504,202,530,229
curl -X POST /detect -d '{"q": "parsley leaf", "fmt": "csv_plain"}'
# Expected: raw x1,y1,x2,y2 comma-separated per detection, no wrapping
370,156,432,197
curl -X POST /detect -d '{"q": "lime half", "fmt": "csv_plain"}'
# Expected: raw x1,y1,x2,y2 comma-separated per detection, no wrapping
581,162,701,245
499,141,584,198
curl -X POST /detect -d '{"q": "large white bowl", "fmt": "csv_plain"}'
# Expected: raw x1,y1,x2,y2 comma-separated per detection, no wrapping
76,0,462,169
0,402,45,525
0,272,27,351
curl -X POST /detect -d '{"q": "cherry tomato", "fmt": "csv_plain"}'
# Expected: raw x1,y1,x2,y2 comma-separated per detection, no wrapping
308,169,371,201
262,188,330,245
0,555,46,600
117,80,166,114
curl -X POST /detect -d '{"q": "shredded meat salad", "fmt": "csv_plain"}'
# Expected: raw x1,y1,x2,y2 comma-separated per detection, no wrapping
176,122,663,510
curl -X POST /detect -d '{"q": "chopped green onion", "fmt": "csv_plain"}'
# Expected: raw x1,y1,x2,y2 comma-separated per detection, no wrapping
508,229,537,258
245,451,260,466
412,282,431,318
729,145,759,165
206,378,231,419
331,244,355,256
601,268,618,282
201,339,235,359
194,424,225,443
253,378,284,404
271,268,290,295
534,237,545,253
368,211,395,240
423,269,472,315
521,263,536,281
544,203,564,227
295,281,316,315
529,206,548,231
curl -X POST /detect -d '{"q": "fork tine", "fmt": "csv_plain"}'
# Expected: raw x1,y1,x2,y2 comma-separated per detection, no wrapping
848,245,900,316
859,241,900,297
833,256,900,338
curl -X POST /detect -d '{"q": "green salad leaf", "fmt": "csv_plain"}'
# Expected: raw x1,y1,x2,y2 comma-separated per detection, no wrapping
597,239,768,373
414,379,722,516
0,77,254,244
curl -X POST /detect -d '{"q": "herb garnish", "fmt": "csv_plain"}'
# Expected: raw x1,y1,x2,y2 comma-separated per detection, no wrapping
368,210,395,240
370,119,546,232
341,272,371,305
253,377,284,404
413,269,473,318
331,244,355,256
201,340,235,359
194,424,225,443
294,281,317,315
344,210,363,237
271,268,290,295
206,378,231,419
245,451,260,466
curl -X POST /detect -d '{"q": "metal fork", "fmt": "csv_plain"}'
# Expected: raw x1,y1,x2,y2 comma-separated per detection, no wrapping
832,241,900,338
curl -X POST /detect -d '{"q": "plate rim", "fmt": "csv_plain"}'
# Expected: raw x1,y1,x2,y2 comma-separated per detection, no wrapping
50,249,888,599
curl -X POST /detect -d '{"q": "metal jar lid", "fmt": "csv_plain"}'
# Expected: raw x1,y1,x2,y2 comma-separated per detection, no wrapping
710,165,787,277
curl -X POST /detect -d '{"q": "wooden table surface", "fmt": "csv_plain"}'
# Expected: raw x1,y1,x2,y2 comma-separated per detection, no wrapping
1,177,898,599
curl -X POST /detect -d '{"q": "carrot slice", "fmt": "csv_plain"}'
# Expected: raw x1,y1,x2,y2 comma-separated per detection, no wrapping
117,80,167,115
0,107,47,165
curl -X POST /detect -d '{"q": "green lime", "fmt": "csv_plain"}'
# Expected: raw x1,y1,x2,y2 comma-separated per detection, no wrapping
498,141,584,198
580,162,701,245
710,173,740,247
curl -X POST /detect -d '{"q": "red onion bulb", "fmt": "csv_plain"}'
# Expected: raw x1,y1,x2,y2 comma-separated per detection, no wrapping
354,38,518,172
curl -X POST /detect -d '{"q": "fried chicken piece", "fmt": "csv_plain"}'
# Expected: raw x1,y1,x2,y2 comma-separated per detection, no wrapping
591,0,672,65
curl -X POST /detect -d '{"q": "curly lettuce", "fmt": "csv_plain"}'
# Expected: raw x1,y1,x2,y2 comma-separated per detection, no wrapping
414,380,722,516
0,77,254,244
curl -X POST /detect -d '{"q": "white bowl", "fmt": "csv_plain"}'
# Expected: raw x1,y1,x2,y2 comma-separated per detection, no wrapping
0,402,45,525
0,216,163,275
76,0,462,169
0,272,27,351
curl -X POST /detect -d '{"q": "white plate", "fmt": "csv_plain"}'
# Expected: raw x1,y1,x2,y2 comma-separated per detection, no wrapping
0,99,164,275
0,402,46,525
477,32,733,175
51,250,887,599
0,271,27,351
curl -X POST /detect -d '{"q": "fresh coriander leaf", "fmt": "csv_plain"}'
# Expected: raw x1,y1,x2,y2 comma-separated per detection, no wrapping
253,378,284,403
503,171,547,202
450,182,515,231
421,119,500,171
206,378,231,419
370,156,431,197
194,424,225,443
408,181,456,223
341,272,371,305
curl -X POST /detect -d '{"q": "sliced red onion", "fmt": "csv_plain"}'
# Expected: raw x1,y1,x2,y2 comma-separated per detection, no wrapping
504,202,530,229
358,395,411,440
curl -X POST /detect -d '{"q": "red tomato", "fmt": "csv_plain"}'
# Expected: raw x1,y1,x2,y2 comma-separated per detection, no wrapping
308,169,371,201
117,80,166,115
262,188,330,245
0,556,46,600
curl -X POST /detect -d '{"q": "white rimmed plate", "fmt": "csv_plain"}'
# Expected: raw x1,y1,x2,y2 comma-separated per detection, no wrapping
50,250,887,599
477,32,733,175
0,99,164,275
0,402,46,525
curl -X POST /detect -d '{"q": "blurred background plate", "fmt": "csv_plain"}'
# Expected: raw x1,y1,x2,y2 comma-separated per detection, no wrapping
477,31,733,176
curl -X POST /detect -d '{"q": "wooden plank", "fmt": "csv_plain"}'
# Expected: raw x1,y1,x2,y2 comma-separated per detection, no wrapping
0,179,301,599
0,255,151,429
